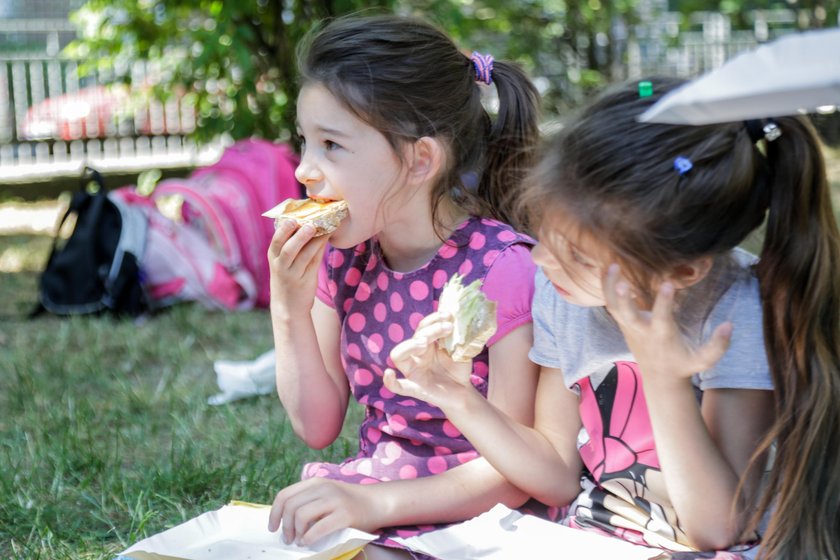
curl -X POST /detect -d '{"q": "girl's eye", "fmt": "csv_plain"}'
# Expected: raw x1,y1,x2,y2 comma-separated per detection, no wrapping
571,248,594,269
295,134,306,152
324,140,340,151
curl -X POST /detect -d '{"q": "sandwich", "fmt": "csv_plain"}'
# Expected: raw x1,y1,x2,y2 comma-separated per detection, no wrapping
437,273,497,362
262,198,349,236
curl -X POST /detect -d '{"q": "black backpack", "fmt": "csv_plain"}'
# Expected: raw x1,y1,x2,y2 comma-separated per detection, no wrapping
34,169,149,317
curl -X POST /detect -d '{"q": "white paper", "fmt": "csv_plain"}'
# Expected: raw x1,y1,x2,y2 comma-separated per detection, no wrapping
391,504,663,560
640,28,840,124
118,503,377,560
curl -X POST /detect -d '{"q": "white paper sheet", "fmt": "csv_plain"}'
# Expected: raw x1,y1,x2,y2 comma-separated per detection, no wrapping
118,503,377,560
392,504,664,560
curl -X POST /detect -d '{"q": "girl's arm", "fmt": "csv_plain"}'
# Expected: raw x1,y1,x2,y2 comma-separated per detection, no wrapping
269,223,350,449
271,323,576,545
604,266,775,550
644,383,773,550
384,314,584,507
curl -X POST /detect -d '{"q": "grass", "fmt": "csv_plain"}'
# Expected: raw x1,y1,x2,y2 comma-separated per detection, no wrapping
0,231,362,559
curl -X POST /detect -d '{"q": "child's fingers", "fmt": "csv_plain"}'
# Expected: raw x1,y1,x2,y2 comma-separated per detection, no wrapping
268,220,299,258
277,224,318,269
603,264,640,326
299,509,345,547
414,311,452,331
650,281,676,333
696,321,733,370
389,337,430,369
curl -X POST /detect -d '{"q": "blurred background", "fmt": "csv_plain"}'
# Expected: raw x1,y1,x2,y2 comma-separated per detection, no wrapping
1,2,838,559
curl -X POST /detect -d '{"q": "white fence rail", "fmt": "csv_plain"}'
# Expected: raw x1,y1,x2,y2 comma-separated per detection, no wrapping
0,57,222,183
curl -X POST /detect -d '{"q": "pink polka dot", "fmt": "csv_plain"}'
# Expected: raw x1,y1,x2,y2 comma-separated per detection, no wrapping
370,364,383,377
457,451,478,464
432,269,448,289
386,357,396,369
483,250,500,267
442,420,462,437
427,455,448,474
416,411,432,421
409,312,424,331
458,260,473,276
399,465,418,479
419,432,432,439
388,323,404,342
367,427,382,443
390,292,404,312
355,281,372,302
497,230,517,242
354,368,374,386
469,232,486,249
359,477,379,485
434,445,452,456
354,243,366,255
358,395,369,405
439,242,457,259
366,333,383,354
393,272,404,281
374,302,387,322
409,280,429,301
347,343,362,360
397,399,417,407
377,272,389,291
473,361,489,377
342,297,354,313
328,251,345,268
348,313,366,332
340,463,357,476
365,254,378,271
379,385,395,399
396,528,420,538
481,218,498,227
314,467,330,477
345,267,361,286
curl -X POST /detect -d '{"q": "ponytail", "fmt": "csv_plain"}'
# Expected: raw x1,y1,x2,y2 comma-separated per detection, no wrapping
751,116,840,559
479,60,541,231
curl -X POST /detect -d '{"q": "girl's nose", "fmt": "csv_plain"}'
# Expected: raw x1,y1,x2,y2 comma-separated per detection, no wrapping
295,155,323,186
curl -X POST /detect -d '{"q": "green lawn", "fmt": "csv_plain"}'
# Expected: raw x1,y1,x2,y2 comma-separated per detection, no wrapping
0,232,361,559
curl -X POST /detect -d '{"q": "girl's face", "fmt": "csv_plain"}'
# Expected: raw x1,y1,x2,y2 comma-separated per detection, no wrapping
532,224,611,307
294,83,409,249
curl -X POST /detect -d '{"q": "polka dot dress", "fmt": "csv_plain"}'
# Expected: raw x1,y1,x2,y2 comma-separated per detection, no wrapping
305,216,533,539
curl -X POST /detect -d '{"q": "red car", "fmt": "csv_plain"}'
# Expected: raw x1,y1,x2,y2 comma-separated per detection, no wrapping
20,84,193,140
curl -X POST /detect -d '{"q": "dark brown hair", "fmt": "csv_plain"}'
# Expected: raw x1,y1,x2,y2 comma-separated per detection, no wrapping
296,15,540,232
523,77,840,559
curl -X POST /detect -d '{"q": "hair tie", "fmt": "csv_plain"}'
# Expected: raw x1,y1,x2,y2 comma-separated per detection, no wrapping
470,51,494,85
674,156,693,175
744,119,782,143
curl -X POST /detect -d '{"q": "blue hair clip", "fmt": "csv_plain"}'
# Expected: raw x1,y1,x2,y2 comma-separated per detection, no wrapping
673,156,693,175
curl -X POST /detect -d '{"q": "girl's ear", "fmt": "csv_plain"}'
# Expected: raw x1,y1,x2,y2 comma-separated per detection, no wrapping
406,136,445,184
666,256,714,289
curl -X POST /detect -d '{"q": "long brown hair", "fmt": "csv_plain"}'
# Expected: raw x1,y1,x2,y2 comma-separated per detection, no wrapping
522,77,840,559
296,15,540,232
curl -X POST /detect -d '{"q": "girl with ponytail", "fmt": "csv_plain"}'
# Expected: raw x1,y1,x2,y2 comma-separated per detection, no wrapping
267,14,542,559
385,76,839,558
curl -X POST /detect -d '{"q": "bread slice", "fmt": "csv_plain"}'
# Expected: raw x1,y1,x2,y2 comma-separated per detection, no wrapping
262,198,349,236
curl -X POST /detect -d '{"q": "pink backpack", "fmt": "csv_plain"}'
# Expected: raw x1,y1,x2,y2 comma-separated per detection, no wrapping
151,139,303,307
112,188,257,311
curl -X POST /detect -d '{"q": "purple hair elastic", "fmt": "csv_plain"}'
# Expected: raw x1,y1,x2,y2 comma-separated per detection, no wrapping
470,51,494,85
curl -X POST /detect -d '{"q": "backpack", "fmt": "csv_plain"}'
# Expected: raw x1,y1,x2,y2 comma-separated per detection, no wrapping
150,139,303,307
35,169,148,317
113,187,257,311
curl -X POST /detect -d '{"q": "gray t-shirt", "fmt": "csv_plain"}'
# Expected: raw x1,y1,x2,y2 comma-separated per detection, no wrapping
529,248,774,392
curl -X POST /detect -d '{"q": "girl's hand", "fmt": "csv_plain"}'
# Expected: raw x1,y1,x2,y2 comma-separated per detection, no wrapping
383,312,474,411
268,220,329,317
603,264,733,386
267,478,381,546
